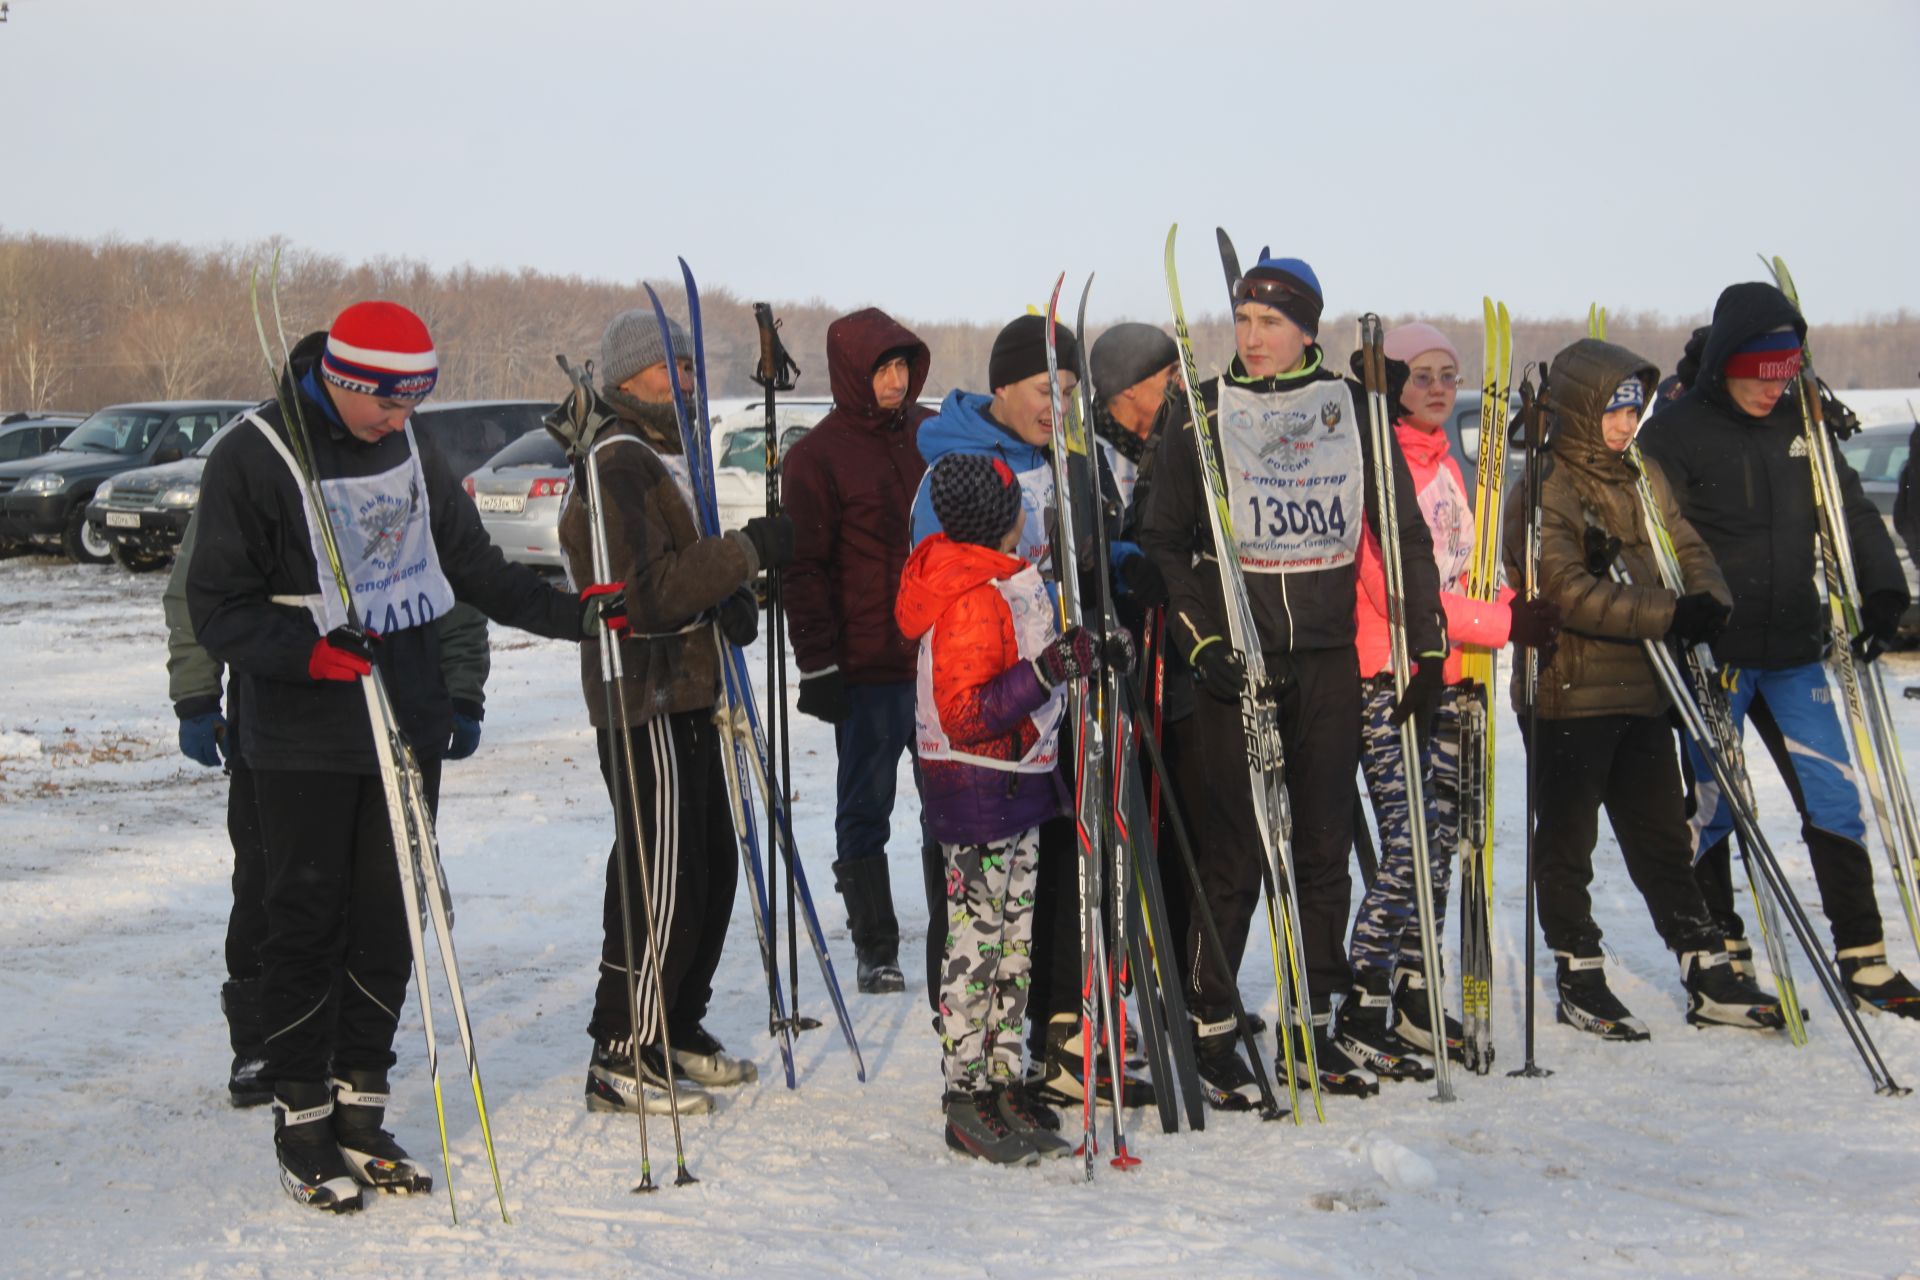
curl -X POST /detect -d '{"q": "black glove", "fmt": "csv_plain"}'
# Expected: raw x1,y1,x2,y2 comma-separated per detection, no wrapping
1582,526,1623,578
1389,656,1446,742
177,710,226,768
1118,553,1169,609
1817,378,1860,441
1101,628,1138,676
1667,592,1732,647
1033,626,1103,690
446,706,483,761
1189,637,1246,703
797,668,849,724
1854,589,1909,662
718,588,759,647
740,514,796,572
1348,346,1410,414
1508,596,1563,650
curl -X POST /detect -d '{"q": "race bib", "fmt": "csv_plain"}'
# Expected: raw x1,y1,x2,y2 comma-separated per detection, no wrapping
1418,460,1473,593
1101,440,1139,514
1217,381,1364,573
593,434,702,530
1013,460,1056,579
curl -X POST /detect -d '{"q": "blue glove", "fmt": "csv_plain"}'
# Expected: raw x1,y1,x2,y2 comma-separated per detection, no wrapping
446,713,483,761
178,711,226,768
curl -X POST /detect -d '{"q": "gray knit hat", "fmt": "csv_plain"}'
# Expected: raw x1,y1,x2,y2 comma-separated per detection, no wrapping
599,308,690,394
1089,323,1177,399
929,452,1024,548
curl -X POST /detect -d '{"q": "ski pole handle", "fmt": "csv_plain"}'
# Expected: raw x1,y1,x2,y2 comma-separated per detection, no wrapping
751,302,800,392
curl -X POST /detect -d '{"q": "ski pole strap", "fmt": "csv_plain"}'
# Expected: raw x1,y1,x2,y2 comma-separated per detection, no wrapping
1188,634,1226,666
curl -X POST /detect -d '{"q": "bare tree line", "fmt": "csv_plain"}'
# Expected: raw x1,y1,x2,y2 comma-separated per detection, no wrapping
3,231,1916,414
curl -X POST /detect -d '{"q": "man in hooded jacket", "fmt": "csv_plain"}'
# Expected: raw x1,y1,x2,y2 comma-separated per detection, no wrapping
781,309,936,993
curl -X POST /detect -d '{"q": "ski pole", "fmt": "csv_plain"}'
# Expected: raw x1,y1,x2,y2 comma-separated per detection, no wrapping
1509,369,1553,1082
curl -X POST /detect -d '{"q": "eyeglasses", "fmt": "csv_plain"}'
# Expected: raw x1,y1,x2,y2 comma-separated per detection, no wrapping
1231,276,1313,310
1407,370,1461,390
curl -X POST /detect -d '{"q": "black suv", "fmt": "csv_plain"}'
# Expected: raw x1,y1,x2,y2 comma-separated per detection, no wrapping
0,401,253,562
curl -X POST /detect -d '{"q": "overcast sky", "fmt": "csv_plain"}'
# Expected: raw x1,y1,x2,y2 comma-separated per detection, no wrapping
3,0,1915,327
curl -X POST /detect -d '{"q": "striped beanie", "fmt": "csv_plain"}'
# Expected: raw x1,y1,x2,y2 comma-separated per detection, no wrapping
1724,327,1803,381
321,301,439,400
929,453,1024,548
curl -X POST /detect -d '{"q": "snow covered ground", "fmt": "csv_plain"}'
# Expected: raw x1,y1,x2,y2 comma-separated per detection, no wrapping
4,553,1920,1280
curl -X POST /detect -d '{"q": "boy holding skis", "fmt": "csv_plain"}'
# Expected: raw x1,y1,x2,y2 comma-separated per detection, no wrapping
1502,337,1782,1039
896,451,1115,1164
189,301,615,1212
562,309,797,1117
1139,252,1447,1105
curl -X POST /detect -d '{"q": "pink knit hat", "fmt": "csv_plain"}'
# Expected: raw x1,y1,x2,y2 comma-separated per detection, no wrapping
1383,322,1459,366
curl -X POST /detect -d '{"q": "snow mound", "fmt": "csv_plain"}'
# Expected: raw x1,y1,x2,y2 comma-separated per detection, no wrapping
1367,1136,1438,1191
0,732,42,760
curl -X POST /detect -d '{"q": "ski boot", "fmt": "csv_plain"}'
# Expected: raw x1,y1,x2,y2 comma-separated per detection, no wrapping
1032,1012,1156,1110
993,1083,1073,1159
1004,1077,1062,1131
669,1023,759,1087
1285,1008,1380,1099
586,1036,715,1115
1838,944,1920,1019
1190,1010,1270,1112
1554,951,1650,1041
1724,936,1756,981
1337,974,1433,1083
944,1089,1041,1166
331,1069,433,1194
1393,956,1470,1064
1678,949,1785,1030
221,977,273,1109
273,1081,361,1213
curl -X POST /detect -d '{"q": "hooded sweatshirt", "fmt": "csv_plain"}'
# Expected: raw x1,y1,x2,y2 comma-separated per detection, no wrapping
1353,417,1514,682
780,309,934,683
1639,282,1905,670
895,533,1069,844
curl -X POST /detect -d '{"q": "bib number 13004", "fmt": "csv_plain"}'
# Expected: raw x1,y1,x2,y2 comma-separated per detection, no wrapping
1246,493,1348,541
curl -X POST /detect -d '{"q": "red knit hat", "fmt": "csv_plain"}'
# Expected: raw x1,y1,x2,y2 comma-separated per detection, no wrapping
321,301,439,400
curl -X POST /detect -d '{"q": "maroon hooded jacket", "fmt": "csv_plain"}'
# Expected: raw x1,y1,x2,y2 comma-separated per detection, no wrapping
780,308,934,684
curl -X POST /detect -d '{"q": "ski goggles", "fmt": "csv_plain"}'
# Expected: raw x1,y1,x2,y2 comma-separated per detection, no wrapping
1231,275,1317,311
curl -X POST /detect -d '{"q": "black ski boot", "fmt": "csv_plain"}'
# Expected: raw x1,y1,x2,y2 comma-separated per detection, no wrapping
1838,944,1920,1019
1554,950,1650,1041
1724,936,1756,981
1190,1010,1269,1112
273,1081,361,1214
835,857,905,994
585,1037,715,1115
1003,1078,1062,1131
669,1023,759,1087
1033,1013,1157,1110
331,1069,433,1194
1392,957,1469,1064
1337,974,1433,1083
994,1083,1073,1159
944,1088,1041,1165
221,977,273,1108
1285,1008,1380,1099
1678,948,1785,1030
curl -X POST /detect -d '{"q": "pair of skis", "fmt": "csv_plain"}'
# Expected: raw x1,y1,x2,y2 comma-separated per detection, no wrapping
639,263,865,1092
248,257,511,1222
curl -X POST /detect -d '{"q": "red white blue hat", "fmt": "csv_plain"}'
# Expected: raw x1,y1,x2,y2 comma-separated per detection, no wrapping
321,301,439,400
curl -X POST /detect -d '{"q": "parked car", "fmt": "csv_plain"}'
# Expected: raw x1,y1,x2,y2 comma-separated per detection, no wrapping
465,428,571,572
84,398,555,573
1836,420,1919,602
0,401,252,562
0,415,81,465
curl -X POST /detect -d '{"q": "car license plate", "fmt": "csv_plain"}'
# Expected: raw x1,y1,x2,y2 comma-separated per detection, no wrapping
476,494,526,514
105,511,142,528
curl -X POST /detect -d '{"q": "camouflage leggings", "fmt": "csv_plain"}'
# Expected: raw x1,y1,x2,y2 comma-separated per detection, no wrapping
1348,675,1466,980
937,827,1040,1093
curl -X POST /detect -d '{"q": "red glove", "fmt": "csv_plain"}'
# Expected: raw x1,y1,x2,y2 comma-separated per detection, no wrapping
580,581,629,636
309,626,376,682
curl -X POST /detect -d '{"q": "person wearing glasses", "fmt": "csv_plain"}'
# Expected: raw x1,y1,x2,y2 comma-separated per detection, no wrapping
1139,254,1446,1106
1338,325,1561,1081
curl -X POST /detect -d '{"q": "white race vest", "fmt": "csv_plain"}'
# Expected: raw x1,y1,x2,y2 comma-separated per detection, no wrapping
1418,459,1474,594
914,563,1065,773
1100,439,1140,514
591,433,702,528
1012,461,1056,580
249,413,456,637
1217,380,1365,574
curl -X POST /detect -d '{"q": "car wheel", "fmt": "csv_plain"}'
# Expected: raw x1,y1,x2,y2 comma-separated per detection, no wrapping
109,542,173,574
64,506,114,564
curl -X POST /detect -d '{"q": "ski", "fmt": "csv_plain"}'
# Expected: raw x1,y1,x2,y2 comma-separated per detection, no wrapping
1456,296,1510,1075
1357,314,1455,1103
1164,224,1321,1123
1507,368,1553,1081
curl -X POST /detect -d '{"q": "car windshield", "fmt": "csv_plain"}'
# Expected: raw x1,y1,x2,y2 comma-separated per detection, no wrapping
716,423,815,473
196,422,240,458
59,410,170,455
417,403,553,478
481,428,566,470
1839,430,1912,484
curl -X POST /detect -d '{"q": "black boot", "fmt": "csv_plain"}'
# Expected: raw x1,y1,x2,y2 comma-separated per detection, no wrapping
273,1081,361,1213
1336,973,1433,1083
1554,950,1650,1041
331,1069,433,1194
1838,943,1920,1019
835,857,905,994
1678,947,1785,1030
221,977,273,1108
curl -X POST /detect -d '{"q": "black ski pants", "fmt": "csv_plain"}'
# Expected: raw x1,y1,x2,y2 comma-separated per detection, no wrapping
589,709,738,1046
1184,646,1361,1016
224,759,267,981
253,760,441,1085
1525,713,1718,958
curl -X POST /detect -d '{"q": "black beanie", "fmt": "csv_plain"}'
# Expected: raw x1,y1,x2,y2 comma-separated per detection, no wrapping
929,452,1025,548
988,314,1081,391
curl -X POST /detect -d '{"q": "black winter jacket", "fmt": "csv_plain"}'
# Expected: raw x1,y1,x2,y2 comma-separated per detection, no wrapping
189,332,583,772
1639,283,1906,670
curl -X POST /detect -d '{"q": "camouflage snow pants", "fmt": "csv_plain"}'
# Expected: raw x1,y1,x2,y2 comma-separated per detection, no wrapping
1348,674,1466,980
937,827,1040,1093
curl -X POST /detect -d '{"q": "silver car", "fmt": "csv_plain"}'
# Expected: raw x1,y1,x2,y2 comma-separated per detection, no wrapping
466,429,571,573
